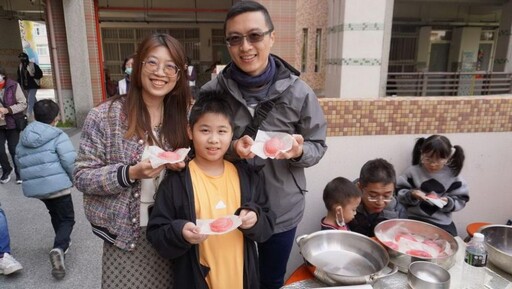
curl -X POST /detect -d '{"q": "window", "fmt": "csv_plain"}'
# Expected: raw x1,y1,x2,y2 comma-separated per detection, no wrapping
480,30,495,41
34,25,47,36
301,28,308,72
101,27,200,81
430,30,451,41
36,44,49,56
315,29,322,72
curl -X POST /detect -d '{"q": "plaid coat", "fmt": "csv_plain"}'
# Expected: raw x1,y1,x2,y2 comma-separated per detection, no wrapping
74,97,170,250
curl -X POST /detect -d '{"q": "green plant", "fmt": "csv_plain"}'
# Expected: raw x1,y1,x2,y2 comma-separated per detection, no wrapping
56,120,75,128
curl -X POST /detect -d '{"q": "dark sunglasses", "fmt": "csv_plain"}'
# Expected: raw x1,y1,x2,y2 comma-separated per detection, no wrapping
225,29,273,47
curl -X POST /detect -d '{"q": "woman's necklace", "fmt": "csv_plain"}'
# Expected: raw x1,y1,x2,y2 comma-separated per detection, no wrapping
150,105,164,135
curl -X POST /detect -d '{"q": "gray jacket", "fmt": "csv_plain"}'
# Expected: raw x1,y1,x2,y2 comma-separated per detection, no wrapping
201,56,328,232
397,165,469,225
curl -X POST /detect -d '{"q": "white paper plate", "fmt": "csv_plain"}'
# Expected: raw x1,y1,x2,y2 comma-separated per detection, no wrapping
196,215,242,235
425,197,447,208
148,146,190,168
250,130,294,159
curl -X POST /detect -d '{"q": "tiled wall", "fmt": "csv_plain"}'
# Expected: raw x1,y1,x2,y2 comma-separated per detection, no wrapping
259,0,296,64
259,0,328,92
320,96,512,136
295,0,328,92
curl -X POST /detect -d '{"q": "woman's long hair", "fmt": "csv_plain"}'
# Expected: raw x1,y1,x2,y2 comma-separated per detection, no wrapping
123,33,192,149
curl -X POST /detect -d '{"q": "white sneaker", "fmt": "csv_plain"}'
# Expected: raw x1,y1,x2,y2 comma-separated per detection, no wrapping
0,253,23,275
49,248,66,279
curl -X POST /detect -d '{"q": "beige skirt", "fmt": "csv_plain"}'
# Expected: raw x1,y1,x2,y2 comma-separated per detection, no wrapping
101,228,174,289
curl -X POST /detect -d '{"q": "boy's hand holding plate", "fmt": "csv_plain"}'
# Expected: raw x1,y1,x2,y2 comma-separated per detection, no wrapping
196,215,242,235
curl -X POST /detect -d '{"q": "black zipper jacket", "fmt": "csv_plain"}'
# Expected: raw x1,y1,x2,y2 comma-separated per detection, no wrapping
147,160,276,289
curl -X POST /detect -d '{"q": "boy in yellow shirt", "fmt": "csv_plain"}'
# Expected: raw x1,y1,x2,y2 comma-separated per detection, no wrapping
147,92,275,289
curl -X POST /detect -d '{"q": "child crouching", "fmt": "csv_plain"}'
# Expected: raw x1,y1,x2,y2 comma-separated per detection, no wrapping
321,177,362,230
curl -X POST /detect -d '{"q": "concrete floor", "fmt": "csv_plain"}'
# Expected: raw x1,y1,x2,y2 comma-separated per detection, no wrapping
0,128,103,289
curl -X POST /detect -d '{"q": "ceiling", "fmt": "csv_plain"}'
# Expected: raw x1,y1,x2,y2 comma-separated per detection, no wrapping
0,0,509,22
0,0,236,22
97,0,236,23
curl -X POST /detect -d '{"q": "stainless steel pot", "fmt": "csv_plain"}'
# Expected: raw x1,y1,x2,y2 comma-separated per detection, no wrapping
479,225,512,275
296,230,398,286
374,219,459,273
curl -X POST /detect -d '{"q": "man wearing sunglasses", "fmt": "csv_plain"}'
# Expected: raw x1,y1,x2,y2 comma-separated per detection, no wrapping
348,159,407,237
200,2,327,289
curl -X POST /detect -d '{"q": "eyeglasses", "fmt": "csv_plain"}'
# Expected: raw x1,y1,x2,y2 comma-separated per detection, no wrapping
421,156,448,166
225,29,273,47
364,193,393,203
141,58,180,77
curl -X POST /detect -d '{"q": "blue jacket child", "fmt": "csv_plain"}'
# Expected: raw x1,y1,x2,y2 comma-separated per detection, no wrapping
16,120,75,198
14,99,76,280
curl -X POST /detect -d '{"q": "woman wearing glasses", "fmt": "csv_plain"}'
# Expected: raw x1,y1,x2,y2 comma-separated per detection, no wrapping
74,33,191,288
201,2,327,289
396,135,468,236
348,158,407,237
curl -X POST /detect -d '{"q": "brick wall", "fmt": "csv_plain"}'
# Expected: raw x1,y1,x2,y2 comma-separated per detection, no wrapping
48,0,72,90
84,0,103,105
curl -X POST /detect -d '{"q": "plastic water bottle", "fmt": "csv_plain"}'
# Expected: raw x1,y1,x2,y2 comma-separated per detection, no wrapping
461,232,488,289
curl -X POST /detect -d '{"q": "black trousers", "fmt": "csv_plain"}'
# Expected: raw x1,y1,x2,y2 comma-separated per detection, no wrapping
0,128,20,178
42,194,76,251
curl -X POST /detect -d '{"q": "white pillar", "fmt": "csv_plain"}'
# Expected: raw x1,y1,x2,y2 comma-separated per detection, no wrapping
446,27,481,73
324,0,394,99
62,0,94,126
494,0,512,72
416,26,431,72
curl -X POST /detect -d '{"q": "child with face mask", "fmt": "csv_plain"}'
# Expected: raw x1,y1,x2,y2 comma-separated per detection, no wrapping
321,177,362,230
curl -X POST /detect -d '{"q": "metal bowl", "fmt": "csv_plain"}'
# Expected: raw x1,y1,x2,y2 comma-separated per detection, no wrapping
408,261,450,289
296,230,397,285
374,219,459,272
479,225,512,275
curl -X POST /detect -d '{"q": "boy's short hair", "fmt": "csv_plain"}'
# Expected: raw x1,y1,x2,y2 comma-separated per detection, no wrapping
189,91,234,129
34,99,60,124
358,158,396,188
323,177,361,210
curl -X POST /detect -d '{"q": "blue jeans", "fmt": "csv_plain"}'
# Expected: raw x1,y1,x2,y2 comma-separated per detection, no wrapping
258,227,297,289
41,194,75,251
27,89,38,116
0,206,11,255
